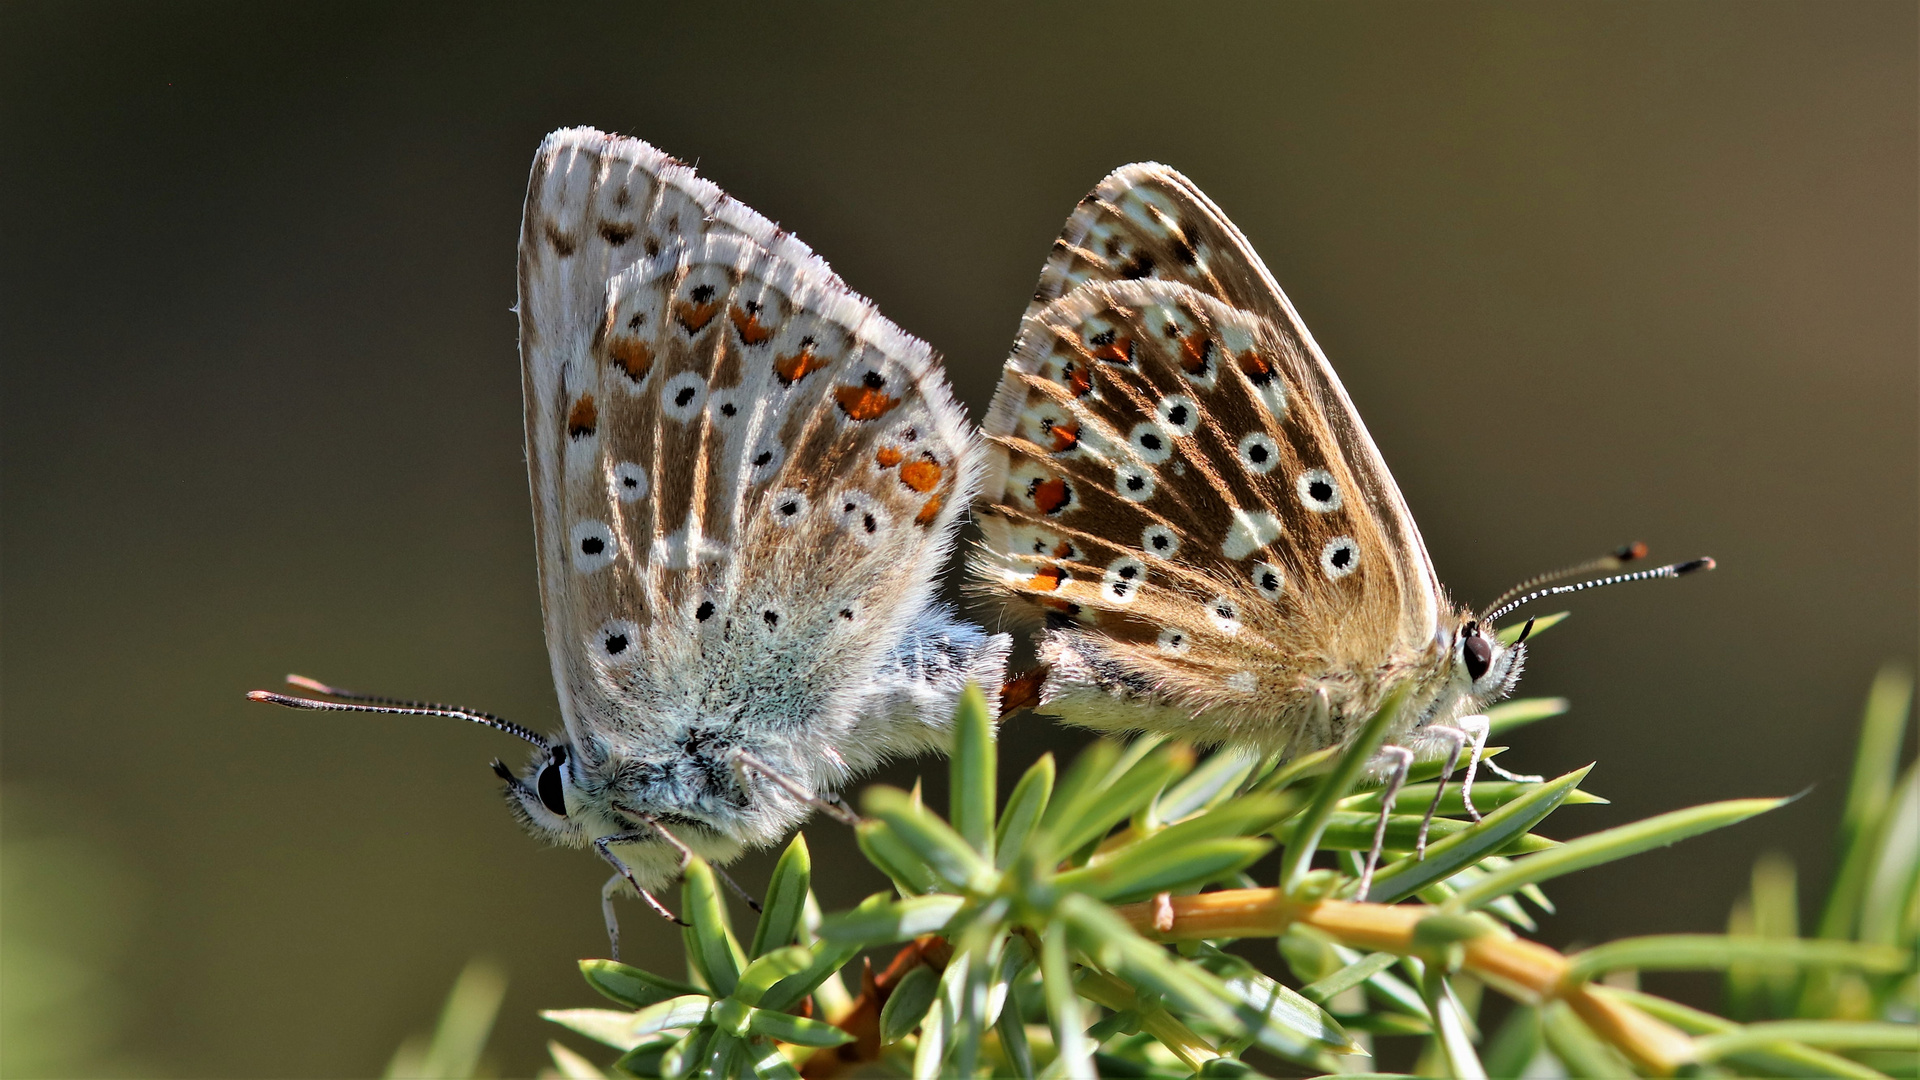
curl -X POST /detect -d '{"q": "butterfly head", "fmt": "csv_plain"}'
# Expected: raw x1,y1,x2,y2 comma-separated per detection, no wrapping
492,742,589,848
1449,617,1526,707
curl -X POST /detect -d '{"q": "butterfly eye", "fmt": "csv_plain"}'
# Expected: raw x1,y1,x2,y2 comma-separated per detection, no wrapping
1461,625,1494,682
537,747,569,817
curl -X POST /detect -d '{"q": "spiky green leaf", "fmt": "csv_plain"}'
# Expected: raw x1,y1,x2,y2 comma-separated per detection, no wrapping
1448,796,1789,912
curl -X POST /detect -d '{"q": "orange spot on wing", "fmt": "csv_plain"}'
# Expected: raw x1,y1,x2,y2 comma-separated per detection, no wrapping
729,305,773,345
674,300,719,333
1051,540,1075,560
1025,564,1065,591
608,337,654,381
1031,478,1071,515
914,494,942,526
567,394,597,438
775,345,829,385
1238,351,1275,384
1179,332,1214,375
875,446,903,468
1063,362,1093,397
834,385,902,421
899,459,942,493
1088,335,1134,364
1044,420,1080,454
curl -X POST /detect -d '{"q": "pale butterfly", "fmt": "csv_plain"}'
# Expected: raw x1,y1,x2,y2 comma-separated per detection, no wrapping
253,128,1009,955
974,163,1711,897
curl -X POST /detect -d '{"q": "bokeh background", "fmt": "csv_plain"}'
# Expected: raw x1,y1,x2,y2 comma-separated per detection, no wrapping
3,2,1914,1076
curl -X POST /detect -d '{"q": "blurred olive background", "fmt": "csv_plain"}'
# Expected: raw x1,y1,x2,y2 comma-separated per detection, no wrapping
2,2,1914,1076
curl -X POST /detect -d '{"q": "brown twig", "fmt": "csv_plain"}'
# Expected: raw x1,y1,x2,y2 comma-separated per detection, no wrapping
802,935,953,1078
1111,888,1694,1075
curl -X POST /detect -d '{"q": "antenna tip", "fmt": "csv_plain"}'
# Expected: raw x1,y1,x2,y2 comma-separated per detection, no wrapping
1615,542,1649,561
1676,557,1716,576
246,690,275,702
285,674,331,693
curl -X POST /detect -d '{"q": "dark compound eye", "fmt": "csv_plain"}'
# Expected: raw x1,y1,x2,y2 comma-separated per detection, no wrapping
536,755,568,816
1462,625,1493,682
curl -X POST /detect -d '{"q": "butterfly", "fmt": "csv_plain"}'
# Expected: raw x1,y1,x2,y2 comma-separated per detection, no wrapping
973,162,1711,896
254,128,1008,955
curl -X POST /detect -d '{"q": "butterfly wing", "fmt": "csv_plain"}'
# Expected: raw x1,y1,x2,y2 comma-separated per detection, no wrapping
976,164,1445,751
520,130,995,813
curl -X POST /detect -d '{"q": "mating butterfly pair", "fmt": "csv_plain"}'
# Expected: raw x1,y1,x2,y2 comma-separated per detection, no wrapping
253,129,1708,951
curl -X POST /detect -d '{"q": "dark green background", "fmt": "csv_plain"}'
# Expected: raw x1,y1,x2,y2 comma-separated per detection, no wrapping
3,2,1914,1076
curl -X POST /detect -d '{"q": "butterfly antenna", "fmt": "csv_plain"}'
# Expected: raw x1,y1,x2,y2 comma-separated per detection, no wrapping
247,675,550,751
1478,543,1648,623
1484,557,1716,626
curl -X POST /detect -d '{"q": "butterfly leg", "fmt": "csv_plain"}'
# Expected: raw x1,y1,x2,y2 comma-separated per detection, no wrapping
593,833,689,956
731,750,861,827
1453,713,1495,821
1415,725,1470,859
1477,716,1543,785
1358,745,1414,902
598,873,676,961
640,814,761,913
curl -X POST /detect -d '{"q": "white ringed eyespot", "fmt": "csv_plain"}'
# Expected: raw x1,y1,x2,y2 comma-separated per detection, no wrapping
1238,432,1280,475
612,462,650,503
1155,394,1200,437
1141,524,1180,558
767,489,809,527
1206,596,1242,635
570,520,618,572
1128,421,1173,464
1115,464,1156,502
745,441,783,484
661,372,708,421
1321,536,1359,579
1156,627,1191,655
592,618,640,662
1297,468,1341,512
1101,557,1146,604
1251,561,1286,600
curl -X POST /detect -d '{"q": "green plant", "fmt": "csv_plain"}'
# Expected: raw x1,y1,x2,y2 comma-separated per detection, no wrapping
540,654,1917,1078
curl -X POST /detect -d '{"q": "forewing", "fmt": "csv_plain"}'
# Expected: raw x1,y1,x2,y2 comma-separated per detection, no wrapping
977,165,1442,729
1014,164,1441,646
520,130,977,748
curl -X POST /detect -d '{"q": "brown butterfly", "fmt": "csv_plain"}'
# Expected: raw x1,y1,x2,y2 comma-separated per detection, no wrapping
974,163,1711,896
